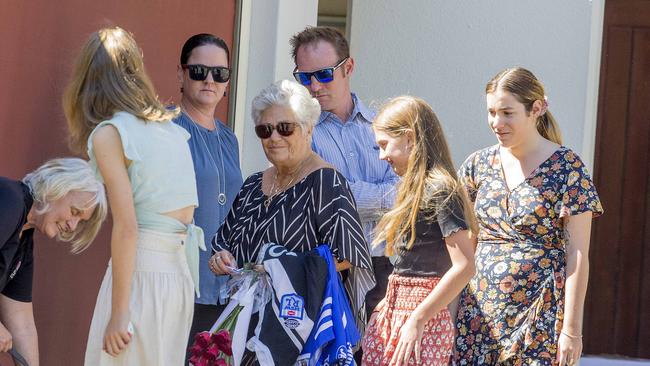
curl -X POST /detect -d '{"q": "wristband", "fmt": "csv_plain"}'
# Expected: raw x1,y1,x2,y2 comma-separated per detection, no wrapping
561,331,582,339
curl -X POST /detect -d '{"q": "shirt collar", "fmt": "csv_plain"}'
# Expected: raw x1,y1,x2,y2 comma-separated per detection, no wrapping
317,93,375,125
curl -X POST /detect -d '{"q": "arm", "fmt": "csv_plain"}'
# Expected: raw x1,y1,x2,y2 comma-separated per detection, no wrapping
348,172,399,219
392,229,476,366
92,126,138,357
0,295,38,365
557,211,592,366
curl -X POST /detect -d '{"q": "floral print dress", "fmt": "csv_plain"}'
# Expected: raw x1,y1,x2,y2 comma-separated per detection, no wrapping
454,145,603,365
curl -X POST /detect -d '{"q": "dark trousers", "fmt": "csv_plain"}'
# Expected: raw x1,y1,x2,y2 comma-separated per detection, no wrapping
185,302,228,365
365,256,393,319
355,256,393,364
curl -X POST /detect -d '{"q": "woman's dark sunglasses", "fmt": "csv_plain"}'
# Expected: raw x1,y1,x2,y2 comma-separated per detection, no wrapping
255,122,298,139
182,64,231,83
292,57,348,86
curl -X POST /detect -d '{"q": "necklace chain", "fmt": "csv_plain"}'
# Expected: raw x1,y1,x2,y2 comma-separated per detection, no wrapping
182,110,228,205
264,153,314,209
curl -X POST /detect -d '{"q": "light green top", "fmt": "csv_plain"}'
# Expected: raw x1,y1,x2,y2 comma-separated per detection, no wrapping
87,111,205,296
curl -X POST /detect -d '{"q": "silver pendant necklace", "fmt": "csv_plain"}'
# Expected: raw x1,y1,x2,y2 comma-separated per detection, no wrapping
183,111,227,206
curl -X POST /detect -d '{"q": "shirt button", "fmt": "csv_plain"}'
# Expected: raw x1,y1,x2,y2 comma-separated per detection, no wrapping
349,152,355,157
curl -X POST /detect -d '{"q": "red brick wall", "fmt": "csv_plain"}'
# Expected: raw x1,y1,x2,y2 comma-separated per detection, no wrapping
0,1,236,364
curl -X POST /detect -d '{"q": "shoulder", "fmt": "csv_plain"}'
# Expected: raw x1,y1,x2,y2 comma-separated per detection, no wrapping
216,122,239,145
462,145,497,168
0,178,28,232
305,168,350,192
171,112,191,130
554,146,584,165
351,93,376,122
106,111,142,127
242,171,264,187
91,123,122,149
92,111,142,143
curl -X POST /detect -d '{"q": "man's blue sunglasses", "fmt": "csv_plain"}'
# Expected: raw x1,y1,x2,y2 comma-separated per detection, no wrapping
293,58,348,86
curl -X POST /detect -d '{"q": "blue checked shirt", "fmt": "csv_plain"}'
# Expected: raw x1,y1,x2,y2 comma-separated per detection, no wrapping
311,94,398,256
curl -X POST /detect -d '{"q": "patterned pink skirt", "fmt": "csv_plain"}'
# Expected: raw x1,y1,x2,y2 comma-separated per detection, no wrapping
361,274,454,366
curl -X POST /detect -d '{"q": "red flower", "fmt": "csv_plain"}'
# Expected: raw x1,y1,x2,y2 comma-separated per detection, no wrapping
194,331,212,348
189,355,209,366
205,343,220,361
215,360,227,366
212,330,233,356
188,344,204,357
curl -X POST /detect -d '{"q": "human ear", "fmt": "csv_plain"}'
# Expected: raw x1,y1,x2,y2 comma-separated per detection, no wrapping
531,99,544,117
177,65,185,93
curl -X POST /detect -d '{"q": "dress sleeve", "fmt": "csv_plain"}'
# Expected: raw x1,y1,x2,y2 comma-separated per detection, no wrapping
437,193,470,238
86,116,142,182
212,174,255,253
313,169,376,324
313,169,372,271
1,241,33,302
0,186,33,302
560,150,604,218
458,152,479,203
0,191,23,293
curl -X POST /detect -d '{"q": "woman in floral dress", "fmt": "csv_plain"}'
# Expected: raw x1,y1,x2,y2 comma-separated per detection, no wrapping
455,67,603,366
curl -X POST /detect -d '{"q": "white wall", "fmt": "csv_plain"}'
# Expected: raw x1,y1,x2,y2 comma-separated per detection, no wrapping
234,0,319,177
349,0,604,168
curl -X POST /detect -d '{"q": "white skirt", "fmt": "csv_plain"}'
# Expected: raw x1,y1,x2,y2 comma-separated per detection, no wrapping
84,229,194,366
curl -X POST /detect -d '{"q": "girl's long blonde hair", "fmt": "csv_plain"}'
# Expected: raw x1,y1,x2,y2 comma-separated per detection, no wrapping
64,26,179,155
372,96,477,256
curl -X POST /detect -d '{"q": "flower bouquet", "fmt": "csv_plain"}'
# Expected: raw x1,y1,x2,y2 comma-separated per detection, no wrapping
188,306,243,366
189,263,271,366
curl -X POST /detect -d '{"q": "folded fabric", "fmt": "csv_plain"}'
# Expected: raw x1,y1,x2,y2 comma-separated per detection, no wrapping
299,245,361,366
209,274,261,366
247,243,328,366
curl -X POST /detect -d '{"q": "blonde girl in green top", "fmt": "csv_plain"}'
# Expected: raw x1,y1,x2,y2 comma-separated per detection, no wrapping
65,27,202,365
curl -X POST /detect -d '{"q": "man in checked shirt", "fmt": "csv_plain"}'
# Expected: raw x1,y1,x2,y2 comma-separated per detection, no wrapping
290,26,399,330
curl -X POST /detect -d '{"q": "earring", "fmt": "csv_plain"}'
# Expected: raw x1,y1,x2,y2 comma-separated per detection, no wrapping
180,87,184,93
223,91,227,97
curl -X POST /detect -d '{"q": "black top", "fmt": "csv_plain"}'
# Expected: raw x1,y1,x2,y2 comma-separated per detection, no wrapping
214,168,375,317
392,195,468,277
0,177,35,302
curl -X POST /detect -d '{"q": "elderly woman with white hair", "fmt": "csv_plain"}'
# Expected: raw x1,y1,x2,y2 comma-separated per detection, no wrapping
0,157,107,365
209,80,375,363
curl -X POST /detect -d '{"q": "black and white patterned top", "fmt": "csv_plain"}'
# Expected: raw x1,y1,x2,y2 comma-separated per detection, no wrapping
213,167,375,320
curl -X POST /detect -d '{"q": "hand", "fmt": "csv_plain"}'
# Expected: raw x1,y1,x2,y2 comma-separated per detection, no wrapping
0,322,12,353
556,332,582,366
209,250,237,275
103,313,132,357
390,316,425,366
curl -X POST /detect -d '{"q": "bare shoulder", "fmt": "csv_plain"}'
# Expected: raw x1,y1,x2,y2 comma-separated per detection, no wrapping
91,124,131,167
91,124,122,150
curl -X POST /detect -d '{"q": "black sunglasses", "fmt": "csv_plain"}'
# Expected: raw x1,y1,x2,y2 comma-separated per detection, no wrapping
181,64,231,83
254,122,298,139
293,58,348,86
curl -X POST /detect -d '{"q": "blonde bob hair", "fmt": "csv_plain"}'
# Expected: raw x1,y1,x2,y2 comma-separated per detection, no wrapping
23,158,107,253
372,96,477,255
64,26,179,155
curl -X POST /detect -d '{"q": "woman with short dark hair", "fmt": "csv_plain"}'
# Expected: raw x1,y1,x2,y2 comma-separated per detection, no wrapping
172,33,243,363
